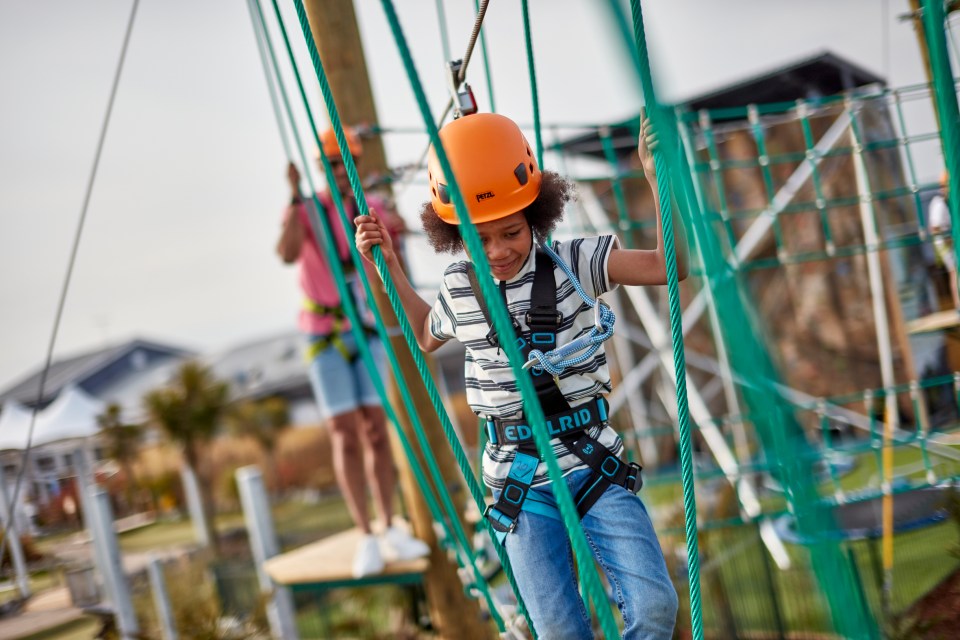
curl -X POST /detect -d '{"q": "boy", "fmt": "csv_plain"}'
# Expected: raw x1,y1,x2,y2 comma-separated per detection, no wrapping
355,112,682,639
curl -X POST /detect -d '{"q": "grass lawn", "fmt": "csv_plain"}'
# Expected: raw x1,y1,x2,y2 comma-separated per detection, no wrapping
0,570,59,607
106,494,353,555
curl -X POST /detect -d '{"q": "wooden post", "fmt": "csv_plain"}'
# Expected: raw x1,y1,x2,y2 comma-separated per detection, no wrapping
301,2,490,637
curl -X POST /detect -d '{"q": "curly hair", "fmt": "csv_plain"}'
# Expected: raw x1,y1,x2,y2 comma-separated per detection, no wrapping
419,170,575,254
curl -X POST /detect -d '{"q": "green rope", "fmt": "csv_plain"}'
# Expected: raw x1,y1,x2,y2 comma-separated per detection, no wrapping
698,110,740,263
434,0,451,63
251,0,460,564
922,0,960,302
626,3,703,639
795,101,836,255
256,0,510,628
473,0,497,113
890,89,929,235
376,1,621,636
245,0,294,162
598,127,636,248
520,0,543,168
284,0,534,630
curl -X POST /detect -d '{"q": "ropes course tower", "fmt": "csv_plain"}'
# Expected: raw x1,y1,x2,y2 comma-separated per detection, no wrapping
248,1,960,638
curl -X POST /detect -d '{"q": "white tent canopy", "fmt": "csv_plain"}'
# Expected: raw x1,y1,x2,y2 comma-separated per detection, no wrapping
0,385,105,450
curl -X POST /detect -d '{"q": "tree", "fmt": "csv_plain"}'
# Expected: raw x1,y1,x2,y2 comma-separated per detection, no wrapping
227,396,289,494
143,361,228,555
96,402,143,514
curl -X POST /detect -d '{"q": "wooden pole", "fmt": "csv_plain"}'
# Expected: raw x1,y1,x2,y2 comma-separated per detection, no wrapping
301,2,490,637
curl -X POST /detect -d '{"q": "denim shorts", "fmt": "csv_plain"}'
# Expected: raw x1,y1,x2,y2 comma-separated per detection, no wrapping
306,331,385,419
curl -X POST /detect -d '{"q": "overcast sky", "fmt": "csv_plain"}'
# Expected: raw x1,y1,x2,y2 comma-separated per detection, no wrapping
0,0,945,390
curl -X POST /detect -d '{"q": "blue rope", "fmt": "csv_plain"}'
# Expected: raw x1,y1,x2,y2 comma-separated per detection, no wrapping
524,243,616,376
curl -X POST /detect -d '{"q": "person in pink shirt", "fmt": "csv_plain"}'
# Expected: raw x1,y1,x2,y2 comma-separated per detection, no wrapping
277,126,428,577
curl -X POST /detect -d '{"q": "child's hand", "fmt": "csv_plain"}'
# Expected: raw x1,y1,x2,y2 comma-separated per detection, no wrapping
354,213,395,265
287,162,302,199
637,114,658,179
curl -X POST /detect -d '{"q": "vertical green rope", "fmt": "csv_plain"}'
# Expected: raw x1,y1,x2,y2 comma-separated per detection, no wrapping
909,381,936,483
520,0,544,168
817,402,844,500
246,4,480,623
748,104,787,262
626,3,702,638
599,127,635,248
252,0,463,575
434,0,451,63
376,0,621,636
270,0,511,628
796,100,836,255
922,0,960,299
699,110,740,262
865,390,885,476
889,89,928,235
473,0,497,113
245,0,294,162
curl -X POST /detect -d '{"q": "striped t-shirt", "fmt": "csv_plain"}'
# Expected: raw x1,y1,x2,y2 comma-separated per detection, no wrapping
428,235,625,490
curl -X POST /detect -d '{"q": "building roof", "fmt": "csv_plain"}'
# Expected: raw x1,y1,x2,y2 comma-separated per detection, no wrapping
0,338,193,409
685,51,884,114
558,51,886,160
207,330,312,401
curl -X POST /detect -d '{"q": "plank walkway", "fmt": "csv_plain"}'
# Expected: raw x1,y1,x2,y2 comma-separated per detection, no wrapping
265,527,430,588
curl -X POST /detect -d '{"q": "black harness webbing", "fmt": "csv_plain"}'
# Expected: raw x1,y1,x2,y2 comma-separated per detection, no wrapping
466,249,642,537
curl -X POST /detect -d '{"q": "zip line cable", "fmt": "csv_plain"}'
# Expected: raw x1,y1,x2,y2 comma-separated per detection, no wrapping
0,0,140,566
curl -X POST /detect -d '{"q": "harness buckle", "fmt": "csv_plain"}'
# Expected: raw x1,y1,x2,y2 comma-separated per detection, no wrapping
483,504,517,534
525,308,562,330
625,462,644,494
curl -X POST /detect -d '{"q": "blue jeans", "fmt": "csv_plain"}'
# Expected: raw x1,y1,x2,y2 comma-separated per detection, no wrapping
501,468,678,639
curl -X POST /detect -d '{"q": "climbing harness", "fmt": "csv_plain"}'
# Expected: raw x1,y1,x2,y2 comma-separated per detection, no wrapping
301,200,377,364
466,244,641,541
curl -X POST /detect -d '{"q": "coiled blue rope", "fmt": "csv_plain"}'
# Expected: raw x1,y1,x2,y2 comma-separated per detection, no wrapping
524,242,616,376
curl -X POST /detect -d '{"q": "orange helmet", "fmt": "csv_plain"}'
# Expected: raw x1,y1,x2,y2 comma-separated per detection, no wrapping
317,126,363,161
427,113,541,224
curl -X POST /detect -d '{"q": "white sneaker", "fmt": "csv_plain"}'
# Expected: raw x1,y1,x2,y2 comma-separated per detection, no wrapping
380,526,431,561
352,534,385,578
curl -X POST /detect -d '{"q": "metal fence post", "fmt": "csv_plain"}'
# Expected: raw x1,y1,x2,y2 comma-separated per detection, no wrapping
148,554,178,640
236,466,298,639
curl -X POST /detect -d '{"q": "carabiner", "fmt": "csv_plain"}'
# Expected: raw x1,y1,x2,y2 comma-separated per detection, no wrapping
594,299,610,331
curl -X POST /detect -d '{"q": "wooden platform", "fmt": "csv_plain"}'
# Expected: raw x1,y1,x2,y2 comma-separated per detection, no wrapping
906,309,960,335
264,527,430,588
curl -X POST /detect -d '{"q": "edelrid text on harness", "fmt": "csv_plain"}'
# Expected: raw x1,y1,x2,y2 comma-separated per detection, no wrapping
466,247,642,540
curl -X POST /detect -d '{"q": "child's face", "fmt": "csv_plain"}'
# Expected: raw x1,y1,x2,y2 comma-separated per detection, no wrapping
473,211,532,280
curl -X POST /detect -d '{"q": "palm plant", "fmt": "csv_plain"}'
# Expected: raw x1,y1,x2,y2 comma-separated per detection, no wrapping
96,402,143,513
143,361,229,555
227,396,290,494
